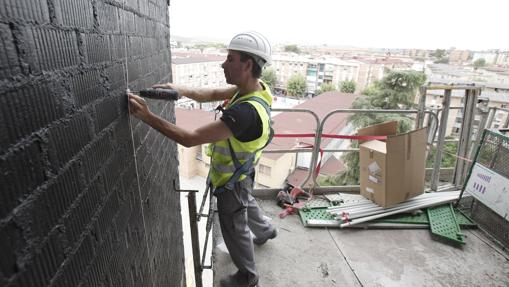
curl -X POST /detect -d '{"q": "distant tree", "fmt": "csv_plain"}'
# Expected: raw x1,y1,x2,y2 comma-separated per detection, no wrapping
320,70,427,186
431,49,449,64
426,138,458,168
261,68,278,90
431,49,447,59
286,74,307,98
192,43,226,52
434,57,450,64
340,80,356,93
284,44,301,54
318,83,336,94
473,58,486,69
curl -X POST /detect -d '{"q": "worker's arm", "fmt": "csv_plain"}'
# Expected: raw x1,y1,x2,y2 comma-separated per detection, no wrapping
128,93,232,147
152,83,237,103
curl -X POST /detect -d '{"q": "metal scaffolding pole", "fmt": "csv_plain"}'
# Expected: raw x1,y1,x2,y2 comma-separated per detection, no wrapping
453,88,480,189
431,89,452,191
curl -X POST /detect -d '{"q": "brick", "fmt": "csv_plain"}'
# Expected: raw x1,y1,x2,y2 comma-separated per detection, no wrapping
81,134,112,182
84,34,110,64
135,15,145,35
0,82,64,151
94,97,119,133
104,150,126,192
0,141,46,219
0,220,26,278
47,113,92,169
109,34,127,62
70,69,106,107
51,235,94,287
96,2,119,33
26,27,79,72
119,9,135,34
0,23,21,80
64,176,104,247
105,63,126,91
15,161,83,242
125,0,138,11
127,60,141,82
55,0,93,28
94,190,119,244
128,36,143,57
0,0,50,23
21,230,64,287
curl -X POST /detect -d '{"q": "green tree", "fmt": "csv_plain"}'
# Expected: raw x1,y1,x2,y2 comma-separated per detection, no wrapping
320,70,427,186
284,44,301,54
340,80,356,93
318,83,336,94
473,58,486,69
434,57,450,64
261,68,278,90
426,138,458,168
431,49,446,59
431,49,449,64
286,74,307,98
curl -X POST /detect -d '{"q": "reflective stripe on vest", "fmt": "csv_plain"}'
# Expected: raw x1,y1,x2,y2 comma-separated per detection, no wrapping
208,80,272,188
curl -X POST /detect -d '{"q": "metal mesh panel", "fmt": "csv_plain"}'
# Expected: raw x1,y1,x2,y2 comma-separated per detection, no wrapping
476,130,509,178
460,129,509,248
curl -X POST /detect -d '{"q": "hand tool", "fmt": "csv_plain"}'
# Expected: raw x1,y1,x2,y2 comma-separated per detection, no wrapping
138,88,180,100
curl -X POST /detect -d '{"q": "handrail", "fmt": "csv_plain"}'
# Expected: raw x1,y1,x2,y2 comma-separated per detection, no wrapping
258,108,439,190
312,109,439,187
270,108,321,187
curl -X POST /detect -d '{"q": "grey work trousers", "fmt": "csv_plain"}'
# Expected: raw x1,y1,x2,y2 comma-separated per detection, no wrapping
215,177,275,286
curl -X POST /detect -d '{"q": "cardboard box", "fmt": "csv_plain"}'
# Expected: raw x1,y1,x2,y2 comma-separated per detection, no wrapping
359,121,427,208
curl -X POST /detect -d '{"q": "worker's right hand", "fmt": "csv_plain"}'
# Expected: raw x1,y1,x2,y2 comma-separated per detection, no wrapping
128,93,151,121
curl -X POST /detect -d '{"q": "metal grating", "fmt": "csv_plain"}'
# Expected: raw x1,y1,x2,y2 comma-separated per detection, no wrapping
375,209,476,228
299,208,336,227
304,197,331,209
427,204,465,245
460,129,509,248
476,130,509,178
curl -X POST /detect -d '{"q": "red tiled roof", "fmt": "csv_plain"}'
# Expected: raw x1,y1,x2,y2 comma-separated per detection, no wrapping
286,167,313,187
267,91,358,160
285,156,344,188
319,156,344,176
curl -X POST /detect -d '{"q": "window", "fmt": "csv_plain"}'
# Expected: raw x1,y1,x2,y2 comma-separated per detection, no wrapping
259,164,271,176
195,146,202,160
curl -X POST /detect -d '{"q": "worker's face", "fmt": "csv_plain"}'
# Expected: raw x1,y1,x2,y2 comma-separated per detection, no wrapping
222,50,250,85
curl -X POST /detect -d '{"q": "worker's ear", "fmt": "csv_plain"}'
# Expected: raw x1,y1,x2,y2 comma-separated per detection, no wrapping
244,58,254,72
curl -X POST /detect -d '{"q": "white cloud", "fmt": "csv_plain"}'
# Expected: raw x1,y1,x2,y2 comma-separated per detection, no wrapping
169,0,509,50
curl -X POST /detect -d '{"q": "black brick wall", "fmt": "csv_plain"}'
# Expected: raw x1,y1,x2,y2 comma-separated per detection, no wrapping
0,0,184,286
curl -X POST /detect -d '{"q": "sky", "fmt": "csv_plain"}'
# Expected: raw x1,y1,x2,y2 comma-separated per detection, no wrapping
169,0,508,51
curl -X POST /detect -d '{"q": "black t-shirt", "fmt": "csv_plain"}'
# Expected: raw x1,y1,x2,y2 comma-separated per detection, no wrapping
220,102,262,142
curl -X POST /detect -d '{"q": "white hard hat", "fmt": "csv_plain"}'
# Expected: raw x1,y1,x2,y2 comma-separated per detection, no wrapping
227,31,272,68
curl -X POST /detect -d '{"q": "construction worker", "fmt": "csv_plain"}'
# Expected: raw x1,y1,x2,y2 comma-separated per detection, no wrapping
128,31,277,287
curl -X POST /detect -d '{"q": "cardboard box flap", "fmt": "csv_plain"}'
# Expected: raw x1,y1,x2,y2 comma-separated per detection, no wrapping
360,140,386,154
357,121,398,144
386,127,428,157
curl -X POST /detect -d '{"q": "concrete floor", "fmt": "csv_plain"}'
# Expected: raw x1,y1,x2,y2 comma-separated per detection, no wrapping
213,198,509,287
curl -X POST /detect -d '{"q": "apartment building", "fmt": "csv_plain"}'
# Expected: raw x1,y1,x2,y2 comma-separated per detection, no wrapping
271,54,360,94
449,49,471,64
424,86,509,136
171,52,226,110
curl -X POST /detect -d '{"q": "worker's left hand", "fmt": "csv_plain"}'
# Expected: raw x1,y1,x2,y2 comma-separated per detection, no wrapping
128,93,151,121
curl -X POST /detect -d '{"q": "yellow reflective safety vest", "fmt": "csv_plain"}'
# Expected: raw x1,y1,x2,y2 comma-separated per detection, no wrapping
206,81,273,190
